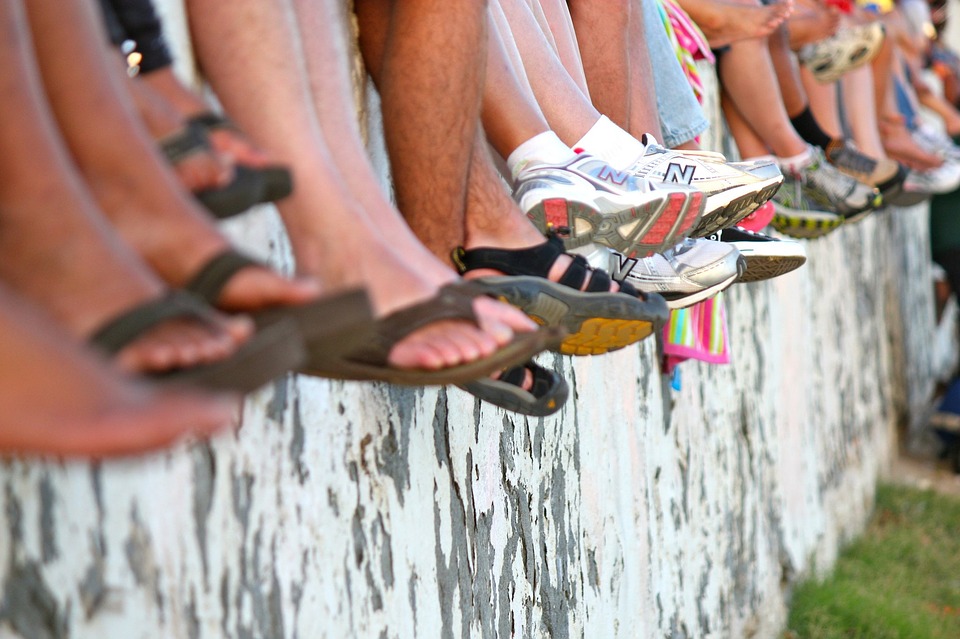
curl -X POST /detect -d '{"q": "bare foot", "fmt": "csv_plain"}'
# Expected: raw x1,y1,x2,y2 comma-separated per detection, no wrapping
787,3,842,50
880,116,944,170
0,285,236,458
127,77,234,193
686,0,794,48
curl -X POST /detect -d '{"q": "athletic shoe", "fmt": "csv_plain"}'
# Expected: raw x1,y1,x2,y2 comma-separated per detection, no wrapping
788,145,881,219
911,124,960,162
516,152,704,258
824,139,907,200
770,173,844,239
797,21,886,83
606,238,745,309
900,161,960,198
627,135,783,238
706,226,807,282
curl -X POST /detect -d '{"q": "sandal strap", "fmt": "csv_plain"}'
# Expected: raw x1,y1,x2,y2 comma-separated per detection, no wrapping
351,282,481,365
159,122,211,164
453,233,642,298
90,291,217,355
187,111,239,133
185,250,264,304
452,234,566,277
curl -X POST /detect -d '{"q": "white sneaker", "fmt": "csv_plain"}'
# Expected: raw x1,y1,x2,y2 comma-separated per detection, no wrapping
707,227,807,282
603,238,745,309
627,135,784,238
902,161,960,196
515,153,704,258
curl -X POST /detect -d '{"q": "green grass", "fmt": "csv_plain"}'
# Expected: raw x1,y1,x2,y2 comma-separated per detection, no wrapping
785,484,960,639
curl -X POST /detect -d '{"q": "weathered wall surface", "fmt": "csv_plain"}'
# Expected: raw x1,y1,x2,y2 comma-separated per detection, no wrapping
0,4,938,639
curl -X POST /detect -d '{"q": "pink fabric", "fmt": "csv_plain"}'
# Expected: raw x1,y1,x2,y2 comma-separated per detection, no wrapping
737,200,775,232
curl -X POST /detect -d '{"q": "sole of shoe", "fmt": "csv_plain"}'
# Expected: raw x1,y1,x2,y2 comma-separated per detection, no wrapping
771,210,844,239
526,193,680,258
737,254,807,283
659,269,742,309
555,316,656,356
691,177,784,238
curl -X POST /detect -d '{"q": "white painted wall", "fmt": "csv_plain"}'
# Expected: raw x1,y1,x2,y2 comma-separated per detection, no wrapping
0,3,936,638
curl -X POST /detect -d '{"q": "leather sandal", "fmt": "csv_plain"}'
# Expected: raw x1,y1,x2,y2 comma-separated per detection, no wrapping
159,123,267,219
187,112,294,204
89,290,305,393
184,250,378,369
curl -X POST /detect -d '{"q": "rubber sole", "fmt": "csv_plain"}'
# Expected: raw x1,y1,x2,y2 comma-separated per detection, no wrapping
659,259,745,309
459,364,569,416
691,177,784,238
526,192,676,258
771,211,844,239
471,275,670,357
737,254,807,283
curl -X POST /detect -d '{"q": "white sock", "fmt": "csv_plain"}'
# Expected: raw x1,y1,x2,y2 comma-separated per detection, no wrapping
776,146,814,172
506,131,577,181
574,115,647,170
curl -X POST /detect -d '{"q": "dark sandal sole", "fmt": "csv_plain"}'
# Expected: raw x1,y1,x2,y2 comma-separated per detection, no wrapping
302,326,564,386
154,317,305,393
472,276,669,356
195,166,266,219
459,363,568,416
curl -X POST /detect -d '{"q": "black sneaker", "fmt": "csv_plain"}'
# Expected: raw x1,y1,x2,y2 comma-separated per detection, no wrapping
707,227,808,283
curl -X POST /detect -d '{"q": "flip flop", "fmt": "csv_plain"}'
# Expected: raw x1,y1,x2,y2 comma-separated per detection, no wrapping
459,362,568,416
184,250,379,370
467,275,669,356
159,124,267,219
300,281,566,385
187,112,294,204
89,290,305,393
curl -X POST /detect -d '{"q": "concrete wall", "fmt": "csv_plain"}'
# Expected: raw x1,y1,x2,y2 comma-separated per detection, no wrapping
0,3,939,638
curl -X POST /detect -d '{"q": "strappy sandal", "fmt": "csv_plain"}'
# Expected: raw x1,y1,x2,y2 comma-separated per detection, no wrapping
159,123,267,219
300,281,564,385
184,250,558,385
459,362,568,416
89,290,305,393
184,250,378,368
453,238,669,356
187,112,293,204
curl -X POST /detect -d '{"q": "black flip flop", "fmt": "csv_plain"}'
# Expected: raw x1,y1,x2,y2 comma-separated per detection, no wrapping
459,362,568,416
188,112,294,204
89,290,305,393
159,123,267,219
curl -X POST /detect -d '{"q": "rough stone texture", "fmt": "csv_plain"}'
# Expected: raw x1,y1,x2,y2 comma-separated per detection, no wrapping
0,4,941,638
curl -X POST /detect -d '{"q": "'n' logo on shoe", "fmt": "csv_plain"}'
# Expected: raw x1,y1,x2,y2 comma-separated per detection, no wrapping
664,162,696,184
608,253,638,282
596,165,630,186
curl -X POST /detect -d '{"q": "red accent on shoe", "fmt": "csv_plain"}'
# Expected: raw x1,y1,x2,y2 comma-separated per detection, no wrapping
573,147,585,155
543,198,570,230
642,192,687,245
738,200,775,232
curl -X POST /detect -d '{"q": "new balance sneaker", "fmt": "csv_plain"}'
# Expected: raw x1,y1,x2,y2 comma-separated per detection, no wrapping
911,124,960,163
797,21,886,83
516,153,704,258
788,145,881,220
824,139,907,200
610,238,746,309
627,135,783,238
770,173,844,239
707,226,807,282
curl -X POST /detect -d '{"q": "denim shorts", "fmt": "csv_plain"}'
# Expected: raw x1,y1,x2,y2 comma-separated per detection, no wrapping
641,0,709,146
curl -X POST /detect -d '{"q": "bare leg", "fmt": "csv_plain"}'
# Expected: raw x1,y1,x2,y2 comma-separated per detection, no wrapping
24,0,317,314
842,64,887,159
0,0,247,373
190,0,533,370
0,283,234,458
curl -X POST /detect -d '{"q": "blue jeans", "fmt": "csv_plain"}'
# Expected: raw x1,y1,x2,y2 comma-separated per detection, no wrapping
641,0,708,146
